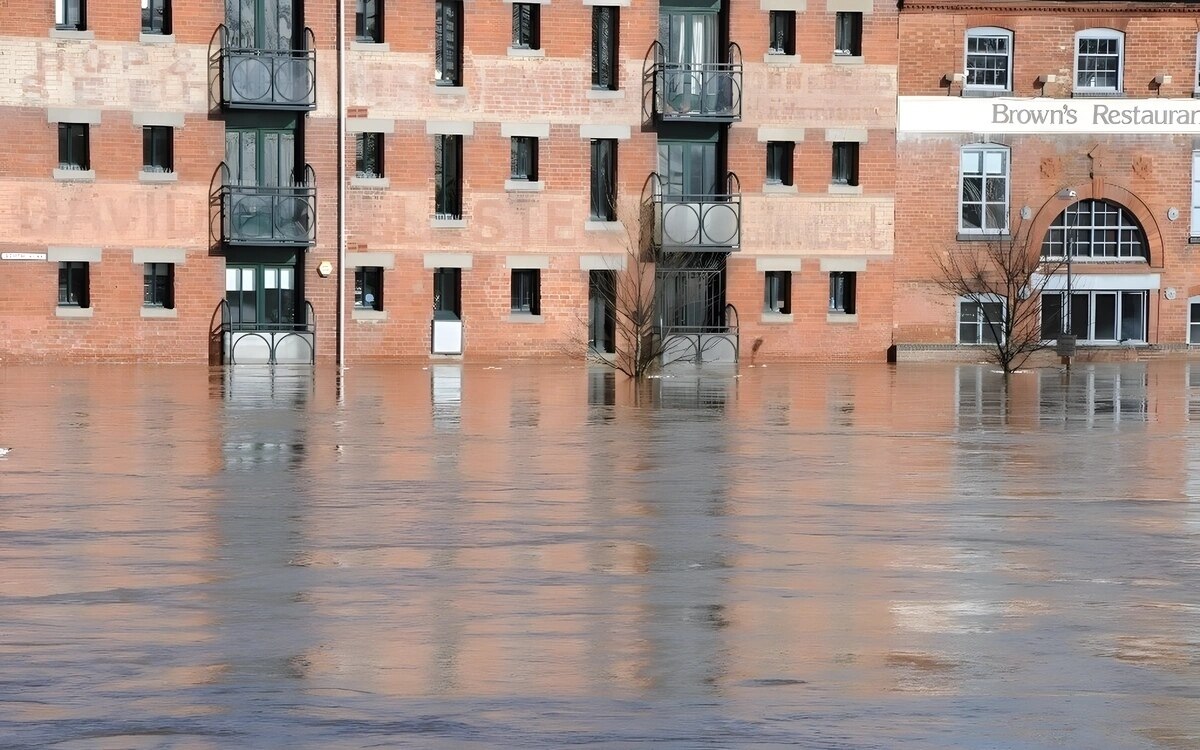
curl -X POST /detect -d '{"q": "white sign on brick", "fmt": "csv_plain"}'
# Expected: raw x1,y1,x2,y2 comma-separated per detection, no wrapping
900,96,1200,134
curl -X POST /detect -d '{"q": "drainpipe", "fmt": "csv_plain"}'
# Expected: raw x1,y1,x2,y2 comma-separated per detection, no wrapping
335,0,347,374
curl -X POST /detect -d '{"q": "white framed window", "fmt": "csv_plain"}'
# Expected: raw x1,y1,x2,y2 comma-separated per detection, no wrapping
959,144,1009,234
958,296,1005,345
1190,296,1200,345
1040,291,1147,343
1074,28,1123,94
1191,150,1200,238
1040,200,1146,260
965,27,1012,92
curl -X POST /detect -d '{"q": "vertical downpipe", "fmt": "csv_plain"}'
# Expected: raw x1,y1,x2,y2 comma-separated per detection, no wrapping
335,0,348,378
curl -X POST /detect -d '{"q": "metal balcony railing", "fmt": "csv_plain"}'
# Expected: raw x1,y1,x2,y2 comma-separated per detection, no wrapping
643,42,743,122
214,25,317,110
217,163,317,247
645,172,741,251
215,299,316,365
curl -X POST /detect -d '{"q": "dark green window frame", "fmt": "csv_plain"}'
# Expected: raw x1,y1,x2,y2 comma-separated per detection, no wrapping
356,0,381,42
510,136,538,181
143,126,174,173
58,123,89,171
835,11,862,57
355,266,383,310
589,139,617,221
143,263,175,308
764,271,791,314
511,268,541,314
356,132,384,178
512,3,540,50
56,0,85,30
769,11,796,55
434,134,463,219
766,141,793,186
829,271,856,314
58,261,89,307
142,0,170,34
435,0,463,86
832,141,859,186
591,6,619,90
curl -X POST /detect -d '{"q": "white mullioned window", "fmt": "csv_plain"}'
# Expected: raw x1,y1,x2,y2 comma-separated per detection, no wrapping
958,296,1005,345
1191,150,1200,238
1040,200,1146,260
1075,28,1123,93
959,144,1009,234
965,27,1012,92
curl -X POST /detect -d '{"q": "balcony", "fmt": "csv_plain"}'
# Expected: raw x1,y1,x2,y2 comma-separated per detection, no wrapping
645,172,741,252
214,26,317,110
643,42,742,123
217,164,317,248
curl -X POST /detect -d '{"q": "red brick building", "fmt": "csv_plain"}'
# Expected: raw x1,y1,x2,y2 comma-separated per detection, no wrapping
894,0,1200,361
0,0,896,364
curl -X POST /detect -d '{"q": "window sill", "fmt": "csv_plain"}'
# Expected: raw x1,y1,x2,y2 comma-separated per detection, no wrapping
507,47,545,58
352,308,389,321
53,168,95,182
832,54,864,65
961,88,1011,98
431,218,467,229
49,28,94,40
957,232,1011,242
508,313,543,324
141,306,177,319
56,306,93,318
139,170,177,183
585,220,625,232
139,33,174,45
587,89,624,100
828,183,862,195
828,312,858,324
431,84,466,96
1072,89,1123,98
505,179,544,192
351,176,390,188
764,53,800,65
763,182,797,195
761,312,794,324
352,41,389,52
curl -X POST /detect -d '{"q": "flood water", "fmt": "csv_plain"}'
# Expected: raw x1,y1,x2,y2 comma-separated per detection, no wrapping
1,361,1199,749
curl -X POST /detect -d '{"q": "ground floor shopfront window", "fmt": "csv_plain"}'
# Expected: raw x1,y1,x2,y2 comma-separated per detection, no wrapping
1040,291,1147,344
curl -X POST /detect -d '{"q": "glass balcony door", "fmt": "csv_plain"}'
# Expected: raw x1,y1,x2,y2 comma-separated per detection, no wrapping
658,140,717,199
226,127,296,187
226,263,298,330
659,11,718,116
226,0,295,50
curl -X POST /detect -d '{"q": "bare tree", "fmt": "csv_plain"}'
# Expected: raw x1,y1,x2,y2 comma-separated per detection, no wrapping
934,219,1066,374
582,201,728,380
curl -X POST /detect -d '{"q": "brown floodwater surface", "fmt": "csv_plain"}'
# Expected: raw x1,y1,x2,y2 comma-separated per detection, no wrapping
0,361,1198,748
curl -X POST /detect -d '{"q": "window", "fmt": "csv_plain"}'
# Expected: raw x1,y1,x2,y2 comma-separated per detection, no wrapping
589,139,617,221
1075,29,1123,93
1041,291,1146,342
434,134,463,219
141,0,169,34
510,136,538,181
355,267,383,310
142,126,173,174
832,142,858,186
512,3,540,50
965,27,1011,91
959,145,1008,233
1192,150,1200,237
143,263,174,308
56,0,85,30
768,11,796,56
58,123,89,171
766,141,794,186
356,132,384,178
1041,200,1147,260
433,267,462,318
435,0,463,86
58,262,89,307
1195,34,1200,91
829,272,856,314
511,269,541,314
592,6,619,90
764,271,791,314
1190,298,1200,345
356,0,381,43
958,298,1004,344
834,12,862,57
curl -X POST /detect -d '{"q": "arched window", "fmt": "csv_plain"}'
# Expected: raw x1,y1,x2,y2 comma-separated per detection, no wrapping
1075,28,1123,93
965,27,1013,92
1040,200,1146,260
